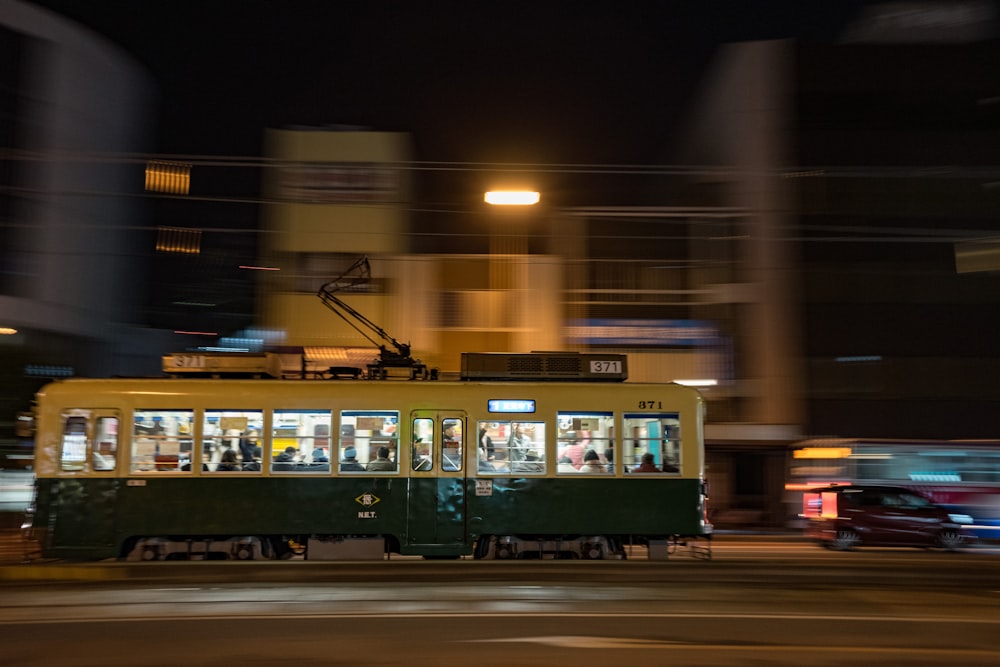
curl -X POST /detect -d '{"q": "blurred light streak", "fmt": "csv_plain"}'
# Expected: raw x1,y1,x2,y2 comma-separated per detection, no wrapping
793,448,853,459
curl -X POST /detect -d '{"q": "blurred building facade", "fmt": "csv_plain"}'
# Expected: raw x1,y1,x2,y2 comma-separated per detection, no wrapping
0,0,173,443
256,126,802,526
674,17,1000,522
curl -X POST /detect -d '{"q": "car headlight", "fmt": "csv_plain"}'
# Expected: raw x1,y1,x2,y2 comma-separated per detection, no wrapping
948,513,974,524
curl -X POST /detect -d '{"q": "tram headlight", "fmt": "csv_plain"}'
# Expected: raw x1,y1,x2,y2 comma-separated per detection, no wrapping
948,513,974,525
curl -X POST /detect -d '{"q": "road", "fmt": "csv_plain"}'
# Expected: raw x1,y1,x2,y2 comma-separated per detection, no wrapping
1,538,999,666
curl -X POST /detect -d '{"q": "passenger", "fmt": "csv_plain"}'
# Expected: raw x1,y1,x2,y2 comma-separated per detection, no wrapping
309,448,330,471
273,446,298,471
366,445,395,471
604,447,614,473
633,452,660,473
508,423,532,462
557,455,577,473
238,429,259,467
340,446,365,472
478,443,496,473
513,449,544,473
662,459,680,473
216,448,240,471
242,446,263,471
479,427,495,462
558,433,586,470
579,448,606,473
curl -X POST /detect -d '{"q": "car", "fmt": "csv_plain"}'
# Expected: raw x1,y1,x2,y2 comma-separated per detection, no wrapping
802,484,975,551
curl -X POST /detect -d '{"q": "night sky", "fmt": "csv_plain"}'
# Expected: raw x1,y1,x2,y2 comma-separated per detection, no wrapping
27,1,863,178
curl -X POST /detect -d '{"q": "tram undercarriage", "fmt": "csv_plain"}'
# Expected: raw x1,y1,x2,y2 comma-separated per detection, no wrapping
474,534,711,560
122,533,711,561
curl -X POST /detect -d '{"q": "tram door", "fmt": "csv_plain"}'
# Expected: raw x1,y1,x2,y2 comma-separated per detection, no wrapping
406,411,467,549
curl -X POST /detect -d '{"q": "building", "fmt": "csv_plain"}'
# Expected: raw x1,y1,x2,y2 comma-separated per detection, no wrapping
0,0,172,442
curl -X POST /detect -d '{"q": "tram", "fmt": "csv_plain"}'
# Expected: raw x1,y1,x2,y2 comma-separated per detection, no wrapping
25,352,711,561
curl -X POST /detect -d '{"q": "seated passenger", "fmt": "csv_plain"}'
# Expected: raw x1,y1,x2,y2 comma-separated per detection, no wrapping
511,449,544,473
216,448,240,471
366,446,395,471
662,459,680,473
579,448,607,473
272,446,298,471
306,448,330,471
633,452,659,473
340,446,365,472
242,446,263,471
557,455,577,473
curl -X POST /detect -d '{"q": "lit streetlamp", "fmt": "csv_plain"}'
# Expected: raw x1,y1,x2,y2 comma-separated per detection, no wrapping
483,189,540,330
484,190,540,206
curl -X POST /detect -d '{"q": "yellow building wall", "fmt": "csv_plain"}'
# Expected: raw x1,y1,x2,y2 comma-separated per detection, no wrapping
261,128,412,255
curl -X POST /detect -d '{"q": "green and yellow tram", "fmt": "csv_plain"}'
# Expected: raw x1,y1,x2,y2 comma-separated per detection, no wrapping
27,353,711,560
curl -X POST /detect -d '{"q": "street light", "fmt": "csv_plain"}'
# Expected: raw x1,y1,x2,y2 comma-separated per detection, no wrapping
484,190,540,205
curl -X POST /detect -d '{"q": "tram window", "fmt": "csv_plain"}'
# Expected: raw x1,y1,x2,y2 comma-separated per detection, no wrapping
130,409,195,473
479,421,546,474
441,418,463,472
60,413,119,473
623,413,681,474
60,415,87,472
412,418,434,471
273,410,332,473
93,416,119,471
340,411,399,473
204,410,263,473
556,412,614,474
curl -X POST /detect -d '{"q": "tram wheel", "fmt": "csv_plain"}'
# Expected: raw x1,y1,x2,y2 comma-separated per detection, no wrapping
473,535,493,560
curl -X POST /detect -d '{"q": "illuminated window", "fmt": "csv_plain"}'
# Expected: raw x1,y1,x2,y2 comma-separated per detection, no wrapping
130,410,195,473
623,413,681,474
271,409,332,473
204,410,263,473
59,412,119,473
60,416,87,472
556,412,613,475
339,411,399,473
441,417,463,472
412,418,434,471
477,421,546,475
146,160,191,195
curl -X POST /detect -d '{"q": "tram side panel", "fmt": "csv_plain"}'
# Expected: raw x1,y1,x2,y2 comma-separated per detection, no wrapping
112,476,412,560
469,477,706,539
32,477,121,560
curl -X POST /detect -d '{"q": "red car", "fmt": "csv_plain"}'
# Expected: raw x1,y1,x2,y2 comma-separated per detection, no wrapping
802,484,975,551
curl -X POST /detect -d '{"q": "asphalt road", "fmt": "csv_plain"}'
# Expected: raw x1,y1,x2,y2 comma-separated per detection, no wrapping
1,539,998,666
